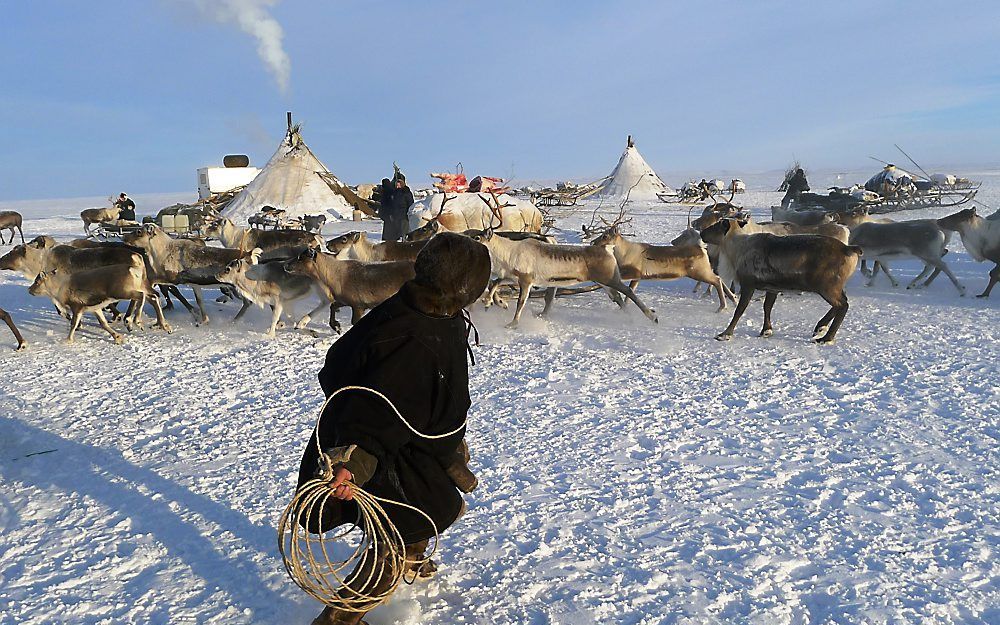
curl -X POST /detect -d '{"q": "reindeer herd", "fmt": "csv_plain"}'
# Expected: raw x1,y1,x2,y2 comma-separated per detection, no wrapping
0,194,998,352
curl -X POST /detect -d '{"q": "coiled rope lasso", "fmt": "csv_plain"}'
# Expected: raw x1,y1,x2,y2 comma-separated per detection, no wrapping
277,385,468,612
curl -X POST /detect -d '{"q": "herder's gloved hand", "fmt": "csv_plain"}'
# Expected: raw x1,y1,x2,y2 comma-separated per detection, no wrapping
317,444,378,501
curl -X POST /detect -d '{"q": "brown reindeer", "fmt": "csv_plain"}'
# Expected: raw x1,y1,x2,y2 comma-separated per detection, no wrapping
28,258,172,343
591,226,733,311
284,248,415,332
326,231,427,262
0,211,25,245
702,219,862,343
80,206,119,235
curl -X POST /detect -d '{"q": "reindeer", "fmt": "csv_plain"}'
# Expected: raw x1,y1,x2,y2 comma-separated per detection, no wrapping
0,211,25,245
709,217,850,288
0,239,171,331
80,206,119,235
470,199,657,328
691,189,745,231
326,231,427,262
404,219,442,242
937,208,1000,298
284,249,415,333
770,205,833,226
0,308,27,351
28,256,171,343
848,219,964,294
204,216,322,253
701,218,862,343
30,235,200,313
288,214,327,234
832,208,895,278
124,224,249,324
215,249,331,335
591,226,733,311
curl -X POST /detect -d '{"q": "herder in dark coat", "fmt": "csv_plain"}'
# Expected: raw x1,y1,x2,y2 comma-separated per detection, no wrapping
297,232,491,625
379,171,414,242
114,192,136,221
781,168,810,209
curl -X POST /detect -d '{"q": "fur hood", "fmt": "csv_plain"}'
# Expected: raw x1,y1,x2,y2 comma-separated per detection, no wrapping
402,232,491,317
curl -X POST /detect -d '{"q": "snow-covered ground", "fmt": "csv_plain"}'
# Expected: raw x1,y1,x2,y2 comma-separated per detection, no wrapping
1,175,998,624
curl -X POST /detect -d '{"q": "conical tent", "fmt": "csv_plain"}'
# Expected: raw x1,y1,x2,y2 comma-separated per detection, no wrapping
221,125,369,224
593,136,673,202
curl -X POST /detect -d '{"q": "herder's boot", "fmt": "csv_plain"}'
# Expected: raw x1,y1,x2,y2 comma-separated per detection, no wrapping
310,607,367,625
444,438,478,493
405,539,438,579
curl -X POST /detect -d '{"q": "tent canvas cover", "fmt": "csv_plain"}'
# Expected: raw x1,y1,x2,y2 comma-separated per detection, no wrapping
593,136,674,202
221,125,369,224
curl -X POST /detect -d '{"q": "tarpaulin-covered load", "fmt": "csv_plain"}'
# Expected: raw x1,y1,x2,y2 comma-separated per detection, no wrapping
864,165,915,195
408,192,543,233
931,173,958,186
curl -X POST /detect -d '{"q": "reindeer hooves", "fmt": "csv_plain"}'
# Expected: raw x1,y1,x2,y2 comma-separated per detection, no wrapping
976,293,989,299
15,343,27,352
715,332,732,341
759,329,773,338
813,336,836,345
112,334,125,345
505,321,519,330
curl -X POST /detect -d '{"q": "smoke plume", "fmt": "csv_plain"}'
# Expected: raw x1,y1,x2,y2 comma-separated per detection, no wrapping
186,0,291,92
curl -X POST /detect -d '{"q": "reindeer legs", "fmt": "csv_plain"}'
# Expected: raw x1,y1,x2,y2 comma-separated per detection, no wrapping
906,264,935,289
977,264,999,298
232,296,252,323
0,308,26,351
929,259,966,295
267,302,283,336
814,290,849,344
93,309,125,344
604,277,657,323
507,277,533,328
295,294,332,330
539,287,557,316
759,292,778,337
66,310,85,343
146,291,172,333
191,286,210,324
716,286,754,341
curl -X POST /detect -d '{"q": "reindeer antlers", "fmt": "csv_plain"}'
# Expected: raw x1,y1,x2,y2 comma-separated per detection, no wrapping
435,192,454,221
478,190,514,231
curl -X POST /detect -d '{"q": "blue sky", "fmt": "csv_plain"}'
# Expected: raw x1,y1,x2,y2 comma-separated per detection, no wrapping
2,0,998,201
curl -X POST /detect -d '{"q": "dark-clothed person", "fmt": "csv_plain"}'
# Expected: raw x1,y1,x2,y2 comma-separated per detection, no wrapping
380,175,413,242
781,169,810,209
297,232,491,625
114,193,136,221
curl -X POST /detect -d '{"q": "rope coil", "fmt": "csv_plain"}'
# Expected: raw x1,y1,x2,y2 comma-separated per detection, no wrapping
277,386,467,611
